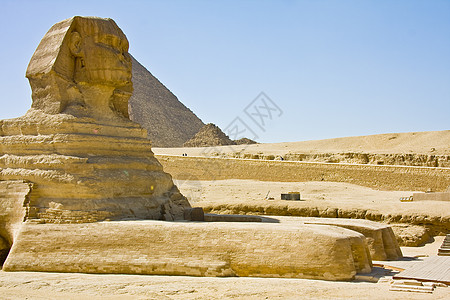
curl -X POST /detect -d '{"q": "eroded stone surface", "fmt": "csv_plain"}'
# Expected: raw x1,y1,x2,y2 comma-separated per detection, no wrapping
297,217,402,260
3,221,372,280
0,181,32,244
207,215,402,261
390,224,431,247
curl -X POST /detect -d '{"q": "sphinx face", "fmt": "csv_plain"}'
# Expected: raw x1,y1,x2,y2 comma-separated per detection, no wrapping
74,31,132,87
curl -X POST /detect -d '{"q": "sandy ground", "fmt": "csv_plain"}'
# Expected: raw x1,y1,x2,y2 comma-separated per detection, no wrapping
401,236,446,258
0,237,448,299
174,179,450,220
153,130,450,157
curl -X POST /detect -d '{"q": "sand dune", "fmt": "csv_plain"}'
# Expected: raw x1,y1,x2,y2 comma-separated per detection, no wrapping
154,130,450,156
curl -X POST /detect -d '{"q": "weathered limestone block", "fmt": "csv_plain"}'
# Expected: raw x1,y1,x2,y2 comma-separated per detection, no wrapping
3,221,372,281
0,17,191,224
0,181,32,244
0,180,32,265
390,224,431,247
276,217,402,261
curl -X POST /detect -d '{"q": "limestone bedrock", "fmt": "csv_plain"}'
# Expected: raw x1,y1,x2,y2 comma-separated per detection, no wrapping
0,16,378,280
3,221,372,281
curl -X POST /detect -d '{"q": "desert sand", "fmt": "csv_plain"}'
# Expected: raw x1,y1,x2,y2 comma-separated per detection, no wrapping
154,130,450,156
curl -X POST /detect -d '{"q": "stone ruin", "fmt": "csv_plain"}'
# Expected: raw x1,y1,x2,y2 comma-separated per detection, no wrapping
0,16,402,280
183,123,236,147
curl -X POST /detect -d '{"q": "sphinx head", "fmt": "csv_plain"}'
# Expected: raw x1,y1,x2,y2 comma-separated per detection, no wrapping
26,16,132,118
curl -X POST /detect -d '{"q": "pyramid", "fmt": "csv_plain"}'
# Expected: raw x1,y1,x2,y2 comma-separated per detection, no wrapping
183,123,236,147
234,137,257,145
129,57,204,147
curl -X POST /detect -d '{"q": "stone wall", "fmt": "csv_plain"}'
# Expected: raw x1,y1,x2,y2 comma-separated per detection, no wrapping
225,152,450,168
156,155,450,192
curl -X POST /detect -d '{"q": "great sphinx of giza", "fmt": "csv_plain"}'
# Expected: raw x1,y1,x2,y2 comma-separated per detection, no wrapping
1,16,403,280
0,16,191,243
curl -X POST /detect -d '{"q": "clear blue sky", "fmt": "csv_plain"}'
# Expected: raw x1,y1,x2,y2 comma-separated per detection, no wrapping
1,0,449,143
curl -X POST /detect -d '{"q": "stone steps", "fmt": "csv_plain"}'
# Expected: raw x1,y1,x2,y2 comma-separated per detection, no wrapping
438,234,450,256
390,280,435,293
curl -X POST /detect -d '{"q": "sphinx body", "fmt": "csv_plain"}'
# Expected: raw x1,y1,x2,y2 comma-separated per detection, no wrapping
0,17,190,246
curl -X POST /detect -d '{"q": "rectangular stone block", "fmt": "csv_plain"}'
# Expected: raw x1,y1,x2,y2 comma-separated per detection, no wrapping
281,193,301,201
